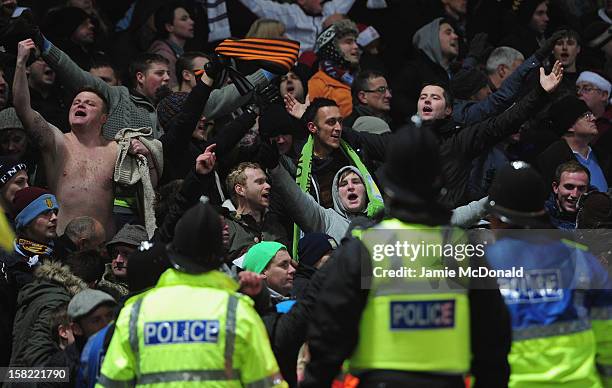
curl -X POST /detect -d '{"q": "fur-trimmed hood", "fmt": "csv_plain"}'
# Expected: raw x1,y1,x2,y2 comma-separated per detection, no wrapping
33,260,88,296
16,261,88,308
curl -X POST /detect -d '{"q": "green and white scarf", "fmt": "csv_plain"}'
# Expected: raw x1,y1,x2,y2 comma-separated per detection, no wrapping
293,135,384,259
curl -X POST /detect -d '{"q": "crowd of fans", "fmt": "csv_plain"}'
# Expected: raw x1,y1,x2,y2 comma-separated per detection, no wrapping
0,0,611,386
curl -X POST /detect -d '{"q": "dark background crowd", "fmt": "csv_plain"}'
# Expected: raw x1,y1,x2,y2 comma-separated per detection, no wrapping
0,0,611,386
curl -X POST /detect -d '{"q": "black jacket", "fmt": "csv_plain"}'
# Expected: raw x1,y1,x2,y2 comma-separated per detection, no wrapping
429,85,551,207
260,258,329,387
301,214,511,388
159,79,213,184
290,263,316,300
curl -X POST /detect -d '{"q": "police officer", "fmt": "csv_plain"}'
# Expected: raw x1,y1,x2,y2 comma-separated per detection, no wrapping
97,201,286,387
302,127,511,388
485,162,612,387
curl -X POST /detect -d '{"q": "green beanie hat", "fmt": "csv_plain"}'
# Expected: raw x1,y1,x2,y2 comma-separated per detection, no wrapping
243,241,287,274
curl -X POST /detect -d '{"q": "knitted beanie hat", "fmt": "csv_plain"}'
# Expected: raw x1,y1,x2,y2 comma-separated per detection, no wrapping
157,92,189,130
13,187,59,229
297,233,337,267
243,241,287,274
315,19,359,67
0,108,24,131
0,156,27,187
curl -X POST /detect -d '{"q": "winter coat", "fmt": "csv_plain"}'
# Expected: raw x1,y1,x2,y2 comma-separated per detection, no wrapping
97,263,129,301
260,254,330,387
41,41,268,140
290,263,316,300
545,194,577,230
10,261,87,367
225,211,289,261
1,244,53,365
308,71,353,118
428,84,551,207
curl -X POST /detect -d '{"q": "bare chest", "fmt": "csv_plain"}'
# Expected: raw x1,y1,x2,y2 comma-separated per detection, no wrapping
56,141,117,193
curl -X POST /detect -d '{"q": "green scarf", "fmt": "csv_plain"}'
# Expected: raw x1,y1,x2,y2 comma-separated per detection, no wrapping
292,135,384,259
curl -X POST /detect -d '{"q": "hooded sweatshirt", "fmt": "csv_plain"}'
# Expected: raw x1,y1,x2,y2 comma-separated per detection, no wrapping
331,166,369,221
412,17,448,72
269,165,370,243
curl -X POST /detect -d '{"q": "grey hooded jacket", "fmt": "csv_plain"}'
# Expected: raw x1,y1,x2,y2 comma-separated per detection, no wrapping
412,17,448,72
269,165,362,243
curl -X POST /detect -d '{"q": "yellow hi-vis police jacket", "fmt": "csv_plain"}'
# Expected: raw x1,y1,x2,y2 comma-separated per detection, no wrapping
350,220,471,374
96,268,286,388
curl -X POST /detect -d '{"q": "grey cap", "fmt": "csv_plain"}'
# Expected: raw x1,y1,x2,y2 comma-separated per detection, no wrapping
68,289,116,321
0,108,24,131
353,116,391,134
106,224,148,248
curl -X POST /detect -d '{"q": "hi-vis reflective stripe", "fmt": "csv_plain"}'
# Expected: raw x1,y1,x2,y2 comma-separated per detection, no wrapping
129,298,143,376
373,282,469,297
98,373,134,388
590,306,612,320
244,374,285,388
512,318,591,341
127,295,240,384
138,369,241,384
98,369,242,387
598,363,612,377
224,295,238,378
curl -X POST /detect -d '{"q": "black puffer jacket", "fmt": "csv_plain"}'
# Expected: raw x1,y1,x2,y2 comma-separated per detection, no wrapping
10,261,87,367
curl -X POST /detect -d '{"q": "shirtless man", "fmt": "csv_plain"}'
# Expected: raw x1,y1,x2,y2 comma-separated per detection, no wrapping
13,39,120,238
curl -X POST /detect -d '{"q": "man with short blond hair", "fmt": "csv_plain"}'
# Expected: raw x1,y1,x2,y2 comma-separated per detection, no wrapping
223,162,288,260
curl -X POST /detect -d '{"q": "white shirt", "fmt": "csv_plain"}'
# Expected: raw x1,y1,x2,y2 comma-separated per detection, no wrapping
238,0,356,52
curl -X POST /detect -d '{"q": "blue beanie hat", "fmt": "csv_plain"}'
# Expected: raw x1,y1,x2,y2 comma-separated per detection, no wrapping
14,187,59,229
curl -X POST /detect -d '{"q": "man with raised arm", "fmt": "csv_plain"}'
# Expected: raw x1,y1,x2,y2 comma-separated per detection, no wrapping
13,39,119,238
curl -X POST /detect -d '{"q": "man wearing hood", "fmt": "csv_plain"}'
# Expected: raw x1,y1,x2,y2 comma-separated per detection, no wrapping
269,163,369,243
391,17,459,124
309,19,361,117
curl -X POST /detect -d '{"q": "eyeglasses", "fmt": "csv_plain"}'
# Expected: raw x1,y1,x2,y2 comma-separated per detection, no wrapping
580,111,596,120
576,86,601,94
363,86,392,94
